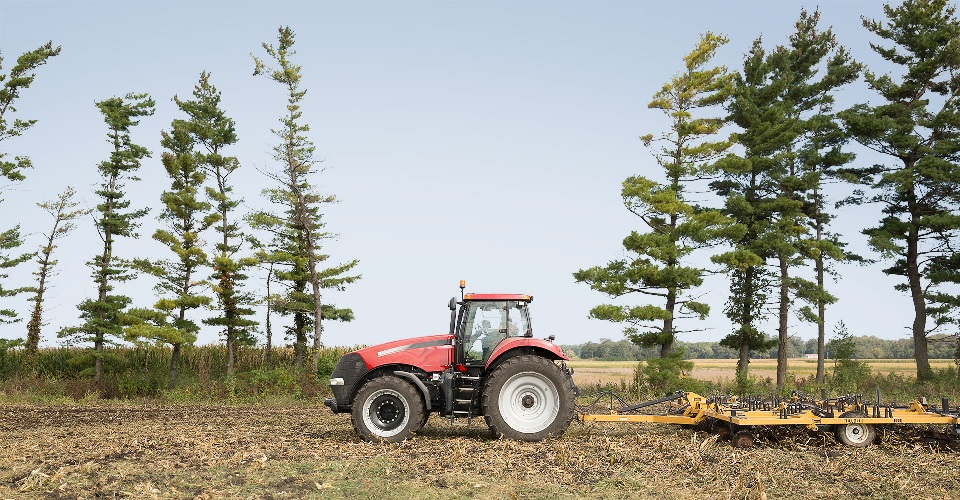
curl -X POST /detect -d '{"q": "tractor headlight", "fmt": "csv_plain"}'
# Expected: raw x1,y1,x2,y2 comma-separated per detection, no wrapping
329,377,345,386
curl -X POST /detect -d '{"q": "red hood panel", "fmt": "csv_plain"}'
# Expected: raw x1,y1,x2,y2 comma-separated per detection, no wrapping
355,334,454,373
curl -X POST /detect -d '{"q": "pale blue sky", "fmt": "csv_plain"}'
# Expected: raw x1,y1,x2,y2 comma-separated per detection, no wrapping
0,0,924,349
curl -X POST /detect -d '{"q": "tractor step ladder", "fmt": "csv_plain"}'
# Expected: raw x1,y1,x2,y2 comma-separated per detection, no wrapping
451,374,482,424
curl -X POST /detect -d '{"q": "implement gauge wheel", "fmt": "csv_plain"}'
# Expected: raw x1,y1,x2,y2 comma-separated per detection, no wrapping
351,376,426,443
834,412,875,448
481,355,576,441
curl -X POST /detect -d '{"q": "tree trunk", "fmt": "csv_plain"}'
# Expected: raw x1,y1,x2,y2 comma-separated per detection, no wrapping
94,145,120,383
168,343,181,389
302,210,324,370
227,338,235,377
172,257,192,388
95,217,113,383
777,254,789,390
26,237,54,352
294,310,305,369
737,265,756,380
815,252,826,384
661,289,676,358
737,343,750,378
907,186,931,381
814,258,826,384
215,166,237,379
813,184,826,384
660,211,679,359
264,263,273,367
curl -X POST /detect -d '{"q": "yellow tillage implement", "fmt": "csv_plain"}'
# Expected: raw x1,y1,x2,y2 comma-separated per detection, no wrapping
580,391,960,448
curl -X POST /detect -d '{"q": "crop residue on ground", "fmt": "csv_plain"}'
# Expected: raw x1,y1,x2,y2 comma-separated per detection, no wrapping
2,403,959,499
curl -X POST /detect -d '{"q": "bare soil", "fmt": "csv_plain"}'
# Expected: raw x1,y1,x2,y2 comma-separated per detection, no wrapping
2,403,958,499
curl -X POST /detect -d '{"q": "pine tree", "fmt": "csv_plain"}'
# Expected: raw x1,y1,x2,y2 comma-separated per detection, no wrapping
252,26,360,368
710,38,789,381
170,73,258,378
0,41,61,323
127,82,215,388
574,33,739,358
839,0,960,381
781,11,862,384
765,10,861,389
25,187,88,352
59,93,155,381
711,13,861,388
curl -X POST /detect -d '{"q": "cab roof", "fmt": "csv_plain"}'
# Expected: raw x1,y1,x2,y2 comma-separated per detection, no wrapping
463,293,532,302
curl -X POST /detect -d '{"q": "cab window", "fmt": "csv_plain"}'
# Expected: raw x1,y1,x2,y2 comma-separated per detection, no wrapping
462,301,529,364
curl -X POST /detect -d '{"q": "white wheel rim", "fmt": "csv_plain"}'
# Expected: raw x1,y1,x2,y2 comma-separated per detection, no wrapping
843,423,870,445
362,388,410,438
498,371,559,434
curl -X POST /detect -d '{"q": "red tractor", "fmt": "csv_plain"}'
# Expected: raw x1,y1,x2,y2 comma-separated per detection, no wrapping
325,285,578,442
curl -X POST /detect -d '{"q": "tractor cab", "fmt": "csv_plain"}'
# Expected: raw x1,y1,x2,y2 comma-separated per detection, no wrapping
451,294,533,367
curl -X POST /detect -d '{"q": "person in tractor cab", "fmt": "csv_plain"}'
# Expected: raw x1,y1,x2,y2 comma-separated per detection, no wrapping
466,319,494,362
467,302,528,362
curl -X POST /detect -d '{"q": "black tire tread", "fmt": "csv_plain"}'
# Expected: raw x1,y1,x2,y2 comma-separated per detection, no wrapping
481,354,576,441
351,376,426,443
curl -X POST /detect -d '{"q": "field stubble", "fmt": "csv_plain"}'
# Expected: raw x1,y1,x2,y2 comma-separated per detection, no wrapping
2,402,959,499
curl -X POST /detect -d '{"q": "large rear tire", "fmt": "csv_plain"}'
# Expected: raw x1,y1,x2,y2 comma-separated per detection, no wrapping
481,355,575,441
834,412,875,448
351,376,426,443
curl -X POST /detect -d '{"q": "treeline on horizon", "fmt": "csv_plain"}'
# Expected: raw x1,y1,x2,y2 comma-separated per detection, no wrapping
562,336,959,362
2,1,960,396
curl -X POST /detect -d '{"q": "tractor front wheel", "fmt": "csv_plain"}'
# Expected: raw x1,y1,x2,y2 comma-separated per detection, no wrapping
482,355,575,441
351,376,426,443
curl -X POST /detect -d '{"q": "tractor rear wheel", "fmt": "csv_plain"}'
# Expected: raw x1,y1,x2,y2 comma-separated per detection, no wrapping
834,412,875,448
481,355,575,441
351,376,426,443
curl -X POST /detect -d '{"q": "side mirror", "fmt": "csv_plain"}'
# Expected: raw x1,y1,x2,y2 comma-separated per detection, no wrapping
448,297,457,311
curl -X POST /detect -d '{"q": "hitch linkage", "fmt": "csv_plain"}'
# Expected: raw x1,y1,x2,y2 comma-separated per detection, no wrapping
618,391,687,413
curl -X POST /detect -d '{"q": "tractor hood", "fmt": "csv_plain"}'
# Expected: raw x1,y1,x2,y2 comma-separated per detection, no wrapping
354,334,455,373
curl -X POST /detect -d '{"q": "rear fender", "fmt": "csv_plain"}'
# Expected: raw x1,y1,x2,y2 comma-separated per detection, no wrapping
485,338,568,371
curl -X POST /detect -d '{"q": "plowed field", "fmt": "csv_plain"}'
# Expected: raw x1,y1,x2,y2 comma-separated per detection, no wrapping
2,403,958,499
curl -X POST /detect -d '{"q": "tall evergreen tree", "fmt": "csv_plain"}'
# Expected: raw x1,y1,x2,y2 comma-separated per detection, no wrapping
575,33,739,358
710,39,787,380
0,41,61,323
26,187,88,352
780,12,862,384
840,0,960,381
712,12,860,388
127,82,215,388
59,93,155,381
764,10,861,389
181,73,257,378
253,26,360,368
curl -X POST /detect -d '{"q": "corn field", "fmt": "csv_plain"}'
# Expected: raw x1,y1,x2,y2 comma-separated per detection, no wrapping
0,345,361,399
